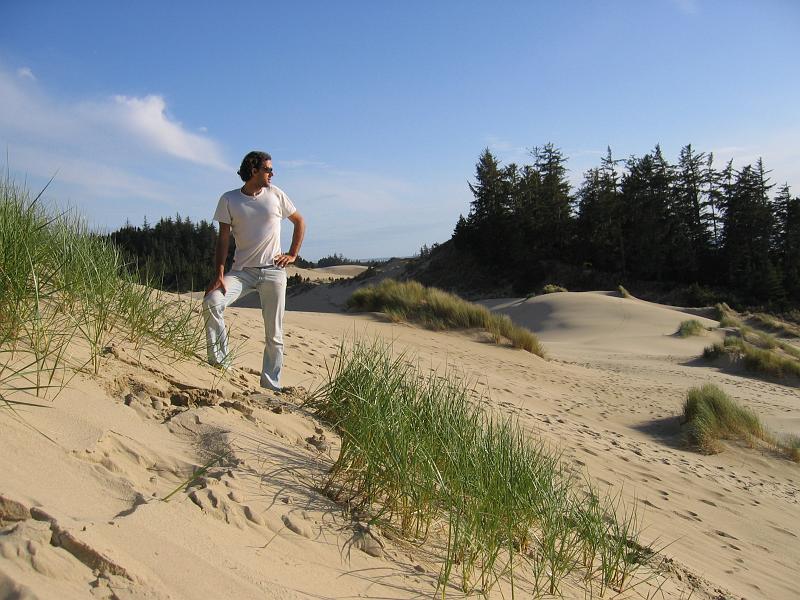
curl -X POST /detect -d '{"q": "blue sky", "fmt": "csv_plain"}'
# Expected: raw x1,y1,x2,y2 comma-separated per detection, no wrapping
1,1,798,260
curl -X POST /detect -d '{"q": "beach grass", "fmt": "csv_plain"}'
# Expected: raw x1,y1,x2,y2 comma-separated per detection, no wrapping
676,319,706,337
541,283,567,294
0,178,205,407
751,313,800,338
714,302,741,328
703,332,800,380
347,279,544,357
682,384,800,461
307,338,653,596
681,384,763,454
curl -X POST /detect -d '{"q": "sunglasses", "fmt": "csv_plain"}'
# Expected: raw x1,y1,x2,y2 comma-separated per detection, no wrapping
261,166,274,174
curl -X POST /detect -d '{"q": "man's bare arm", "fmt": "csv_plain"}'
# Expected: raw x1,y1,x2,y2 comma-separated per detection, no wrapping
274,212,306,267
205,222,231,295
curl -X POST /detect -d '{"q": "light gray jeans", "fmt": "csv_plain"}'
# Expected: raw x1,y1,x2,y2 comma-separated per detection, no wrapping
202,267,287,391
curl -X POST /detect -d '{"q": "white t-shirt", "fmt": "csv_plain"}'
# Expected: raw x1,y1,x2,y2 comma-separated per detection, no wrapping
213,185,296,269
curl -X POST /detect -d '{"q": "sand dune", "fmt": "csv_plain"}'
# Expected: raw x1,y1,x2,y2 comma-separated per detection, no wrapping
286,263,368,281
2,287,799,599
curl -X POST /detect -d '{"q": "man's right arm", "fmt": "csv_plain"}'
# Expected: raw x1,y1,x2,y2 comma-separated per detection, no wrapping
205,222,231,296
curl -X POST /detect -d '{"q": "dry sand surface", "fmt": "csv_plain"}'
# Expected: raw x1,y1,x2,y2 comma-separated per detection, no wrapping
2,280,799,599
286,264,369,282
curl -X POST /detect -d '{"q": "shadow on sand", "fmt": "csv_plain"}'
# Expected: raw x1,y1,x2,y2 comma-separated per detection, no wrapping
632,415,685,451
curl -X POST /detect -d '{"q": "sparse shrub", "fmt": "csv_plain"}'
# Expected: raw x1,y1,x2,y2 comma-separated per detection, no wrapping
677,319,705,337
541,284,567,294
682,384,763,453
348,279,544,356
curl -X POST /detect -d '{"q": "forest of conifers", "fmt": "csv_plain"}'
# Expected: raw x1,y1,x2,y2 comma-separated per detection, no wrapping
108,143,799,308
450,144,799,306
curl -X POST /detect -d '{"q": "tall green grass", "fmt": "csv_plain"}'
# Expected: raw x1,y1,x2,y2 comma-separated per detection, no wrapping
347,279,544,357
307,339,652,596
682,384,763,454
0,178,204,407
682,384,800,461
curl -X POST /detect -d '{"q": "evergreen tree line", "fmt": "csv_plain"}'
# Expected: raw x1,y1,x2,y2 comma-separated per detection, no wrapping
109,215,225,292
108,217,346,290
453,144,800,305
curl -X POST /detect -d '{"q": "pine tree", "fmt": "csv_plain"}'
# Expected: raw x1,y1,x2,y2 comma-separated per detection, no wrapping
774,185,800,300
721,161,779,301
463,149,512,262
531,143,573,259
620,145,674,281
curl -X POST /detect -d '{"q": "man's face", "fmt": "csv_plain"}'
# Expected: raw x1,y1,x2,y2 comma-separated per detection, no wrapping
255,159,273,186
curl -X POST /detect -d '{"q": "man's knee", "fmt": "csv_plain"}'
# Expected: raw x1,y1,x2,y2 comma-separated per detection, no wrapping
202,291,225,314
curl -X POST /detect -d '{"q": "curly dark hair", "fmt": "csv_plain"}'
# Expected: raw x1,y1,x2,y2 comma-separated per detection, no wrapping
237,151,272,182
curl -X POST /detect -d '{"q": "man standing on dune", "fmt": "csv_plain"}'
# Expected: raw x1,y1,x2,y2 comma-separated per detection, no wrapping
203,150,306,391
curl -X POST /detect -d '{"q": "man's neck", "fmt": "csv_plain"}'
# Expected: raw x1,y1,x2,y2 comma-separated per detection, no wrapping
241,182,265,196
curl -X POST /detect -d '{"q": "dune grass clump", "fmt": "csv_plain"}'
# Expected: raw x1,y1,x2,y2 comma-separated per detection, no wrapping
676,319,706,337
781,435,800,462
617,285,633,299
682,384,800,461
347,279,544,357
541,283,567,294
751,313,800,338
682,384,763,454
0,178,204,407
307,339,652,597
703,332,800,380
714,302,741,328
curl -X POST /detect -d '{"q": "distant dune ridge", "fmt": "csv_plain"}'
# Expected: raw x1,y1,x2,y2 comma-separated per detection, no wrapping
3,259,800,599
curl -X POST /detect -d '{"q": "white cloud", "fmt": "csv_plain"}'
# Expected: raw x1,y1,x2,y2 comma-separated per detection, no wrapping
84,95,230,170
0,66,231,171
16,67,35,81
0,64,236,228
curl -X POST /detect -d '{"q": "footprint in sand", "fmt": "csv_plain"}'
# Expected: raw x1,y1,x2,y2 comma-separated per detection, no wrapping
188,479,264,528
281,511,315,539
713,530,739,540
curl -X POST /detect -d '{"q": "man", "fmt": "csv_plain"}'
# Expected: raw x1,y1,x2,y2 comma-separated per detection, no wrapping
203,150,306,391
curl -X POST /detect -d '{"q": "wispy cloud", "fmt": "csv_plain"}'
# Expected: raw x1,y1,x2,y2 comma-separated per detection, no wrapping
84,95,230,169
485,136,530,165
16,67,35,81
0,64,235,226
711,133,800,190
668,0,699,15
279,159,330,169
0,65,231,170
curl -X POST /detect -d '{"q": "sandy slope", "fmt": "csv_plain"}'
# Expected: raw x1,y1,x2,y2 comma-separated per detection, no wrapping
2,286,799,599
286,264,368,282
